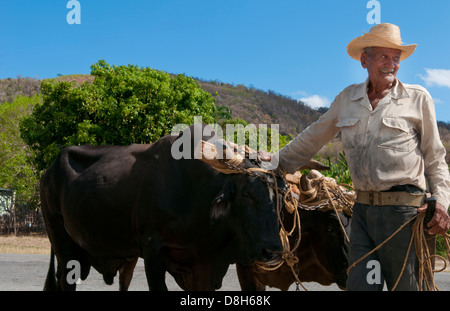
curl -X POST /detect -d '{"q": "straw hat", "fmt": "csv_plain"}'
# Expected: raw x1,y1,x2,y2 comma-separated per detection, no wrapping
347,23,417,61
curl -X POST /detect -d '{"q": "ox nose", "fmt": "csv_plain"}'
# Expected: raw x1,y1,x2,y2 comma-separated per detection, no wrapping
261,248,282,264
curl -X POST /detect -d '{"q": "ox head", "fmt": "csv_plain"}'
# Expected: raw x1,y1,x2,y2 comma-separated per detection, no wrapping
194,139,286,266
299,208,352,289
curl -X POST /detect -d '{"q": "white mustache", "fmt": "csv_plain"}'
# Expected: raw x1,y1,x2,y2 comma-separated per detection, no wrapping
380,68,395,74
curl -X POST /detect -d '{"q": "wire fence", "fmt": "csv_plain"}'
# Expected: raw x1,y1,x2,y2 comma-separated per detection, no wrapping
0,188,45,235
0,209,46,235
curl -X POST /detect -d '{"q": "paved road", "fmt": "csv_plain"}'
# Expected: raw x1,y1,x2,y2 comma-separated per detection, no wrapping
0,253,449,291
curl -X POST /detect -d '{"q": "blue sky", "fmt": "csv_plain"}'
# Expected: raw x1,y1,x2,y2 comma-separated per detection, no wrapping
1,0,450,122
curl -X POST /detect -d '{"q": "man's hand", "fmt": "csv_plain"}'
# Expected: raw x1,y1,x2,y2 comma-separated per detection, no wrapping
418,202,450,235
258,150,272,162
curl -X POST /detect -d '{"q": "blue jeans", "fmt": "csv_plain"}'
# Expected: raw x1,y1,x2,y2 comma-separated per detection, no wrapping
346,203,419,291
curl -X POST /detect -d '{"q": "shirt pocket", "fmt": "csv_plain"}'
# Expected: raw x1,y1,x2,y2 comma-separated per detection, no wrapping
336,118,360,149
377,117,417,152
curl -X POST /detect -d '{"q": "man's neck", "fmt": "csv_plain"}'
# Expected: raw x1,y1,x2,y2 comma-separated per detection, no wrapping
367,79,396,109
368,79,396,94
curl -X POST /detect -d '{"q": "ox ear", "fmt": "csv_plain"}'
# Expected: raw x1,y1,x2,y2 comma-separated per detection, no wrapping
210,188,234,225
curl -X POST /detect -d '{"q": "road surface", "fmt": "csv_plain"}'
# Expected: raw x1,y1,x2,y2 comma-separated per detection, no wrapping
0,253,449,291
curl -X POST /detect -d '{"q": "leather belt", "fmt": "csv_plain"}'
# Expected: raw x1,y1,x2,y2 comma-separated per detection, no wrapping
356,190,425,207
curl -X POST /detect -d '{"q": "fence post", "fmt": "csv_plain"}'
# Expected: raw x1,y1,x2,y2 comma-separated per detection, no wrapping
12,190,17,236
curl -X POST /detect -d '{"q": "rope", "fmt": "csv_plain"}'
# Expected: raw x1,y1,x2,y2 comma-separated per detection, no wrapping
346,214,418,275
253,169,355,291
216,143,355,291
410,213,450,291
246,159,450,291
285,172,355,215
252,168,308,291
324,184,351,244
283,172,354,244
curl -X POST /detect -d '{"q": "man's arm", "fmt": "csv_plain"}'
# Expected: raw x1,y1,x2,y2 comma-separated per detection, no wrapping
275,94,342,173
417,90,450,235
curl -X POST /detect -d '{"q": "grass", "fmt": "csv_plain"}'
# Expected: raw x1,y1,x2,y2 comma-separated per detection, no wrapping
0,234,50,254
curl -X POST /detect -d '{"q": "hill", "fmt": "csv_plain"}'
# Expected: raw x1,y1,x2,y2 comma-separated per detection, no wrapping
197,79,321,137
0,76,40,103
1,73,449,144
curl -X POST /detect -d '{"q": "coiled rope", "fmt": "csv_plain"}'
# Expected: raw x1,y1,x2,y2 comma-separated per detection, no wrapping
256,169,355,291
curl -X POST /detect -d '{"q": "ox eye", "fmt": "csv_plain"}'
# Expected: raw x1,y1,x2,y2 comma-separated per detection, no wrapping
243,192,255,202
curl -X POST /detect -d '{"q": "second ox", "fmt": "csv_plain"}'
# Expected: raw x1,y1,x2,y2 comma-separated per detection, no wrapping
237,171,352,291
237,209,352,290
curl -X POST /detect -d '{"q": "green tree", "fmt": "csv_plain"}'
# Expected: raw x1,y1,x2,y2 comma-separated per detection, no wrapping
212,105,233,127
0,95,41,210
210,105,289,153
20,60,217,171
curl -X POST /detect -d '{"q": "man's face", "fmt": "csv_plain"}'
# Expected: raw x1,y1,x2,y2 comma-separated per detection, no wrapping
361,47,401,86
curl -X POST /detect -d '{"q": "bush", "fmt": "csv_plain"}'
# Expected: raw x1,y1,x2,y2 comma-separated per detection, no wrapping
318,151,353,187
20,60,216,171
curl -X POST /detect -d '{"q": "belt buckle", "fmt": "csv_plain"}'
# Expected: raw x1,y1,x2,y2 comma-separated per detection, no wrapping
369,191,382,206
369,191,374,205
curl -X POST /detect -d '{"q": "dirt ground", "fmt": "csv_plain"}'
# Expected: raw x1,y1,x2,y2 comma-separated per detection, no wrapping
0,234,50,254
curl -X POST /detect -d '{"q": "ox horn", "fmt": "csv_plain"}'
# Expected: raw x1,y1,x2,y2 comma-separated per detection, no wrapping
300,174,312,192
219,140,259,159
285,171,301,185
299,159,330,171
194,140,244,174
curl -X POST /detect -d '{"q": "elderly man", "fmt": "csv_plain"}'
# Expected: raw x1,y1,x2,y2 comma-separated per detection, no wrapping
273,23,450,291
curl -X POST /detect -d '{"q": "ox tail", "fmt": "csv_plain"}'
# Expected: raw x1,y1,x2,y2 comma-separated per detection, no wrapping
43,248,57,291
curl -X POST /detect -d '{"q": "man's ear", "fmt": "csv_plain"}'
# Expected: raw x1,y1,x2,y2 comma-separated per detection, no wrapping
360,52,369,69
210,186,234,225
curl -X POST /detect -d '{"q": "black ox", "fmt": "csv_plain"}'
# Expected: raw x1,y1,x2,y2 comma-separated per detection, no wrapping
41,124,287,291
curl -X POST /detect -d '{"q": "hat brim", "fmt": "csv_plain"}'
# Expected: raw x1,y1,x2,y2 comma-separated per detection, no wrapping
347,33,417,61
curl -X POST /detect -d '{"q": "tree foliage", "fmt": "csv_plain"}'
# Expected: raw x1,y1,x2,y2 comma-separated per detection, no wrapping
0,95,41,210
20,60,217,171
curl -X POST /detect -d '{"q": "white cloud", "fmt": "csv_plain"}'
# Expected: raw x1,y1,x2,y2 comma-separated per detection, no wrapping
420,68,450,88
433,98,444,105
299,94,331,109
291,90,308,98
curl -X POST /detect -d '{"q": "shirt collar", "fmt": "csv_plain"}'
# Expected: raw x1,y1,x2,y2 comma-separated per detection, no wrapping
350,78,410,101
390,79,410,100
350,79,369,101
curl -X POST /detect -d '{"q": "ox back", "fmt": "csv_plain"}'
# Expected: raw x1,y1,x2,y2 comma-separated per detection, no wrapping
41,124,283,291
